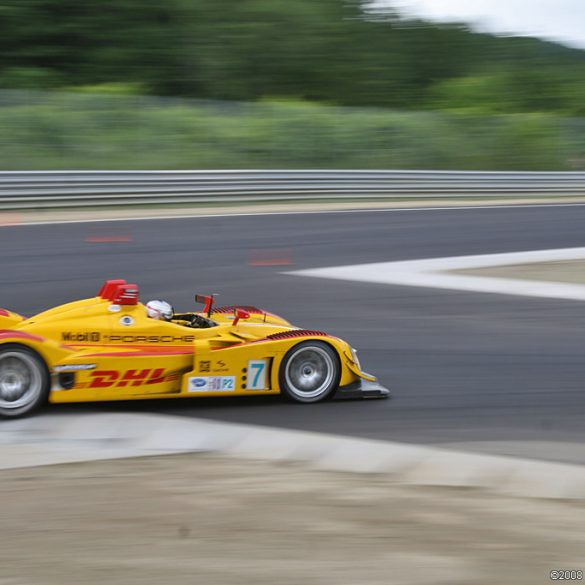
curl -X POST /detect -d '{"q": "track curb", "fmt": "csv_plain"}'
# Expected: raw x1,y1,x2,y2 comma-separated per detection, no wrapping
2,412,584,500
5,198,585,226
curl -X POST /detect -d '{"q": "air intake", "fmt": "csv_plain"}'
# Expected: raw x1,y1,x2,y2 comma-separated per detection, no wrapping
112,283,139,305
213,305,264,315
99,279,127,301
266,330,328,341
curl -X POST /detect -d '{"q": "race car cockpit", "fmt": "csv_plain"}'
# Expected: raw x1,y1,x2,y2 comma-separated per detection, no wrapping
145,300,218,329
172,312,217,329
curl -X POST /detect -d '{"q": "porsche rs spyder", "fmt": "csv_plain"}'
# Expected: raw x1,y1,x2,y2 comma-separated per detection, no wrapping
0,280,389,417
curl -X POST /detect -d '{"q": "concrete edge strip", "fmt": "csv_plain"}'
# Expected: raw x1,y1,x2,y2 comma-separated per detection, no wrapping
287,247,585,302
5,201,585,227
1,412,584,500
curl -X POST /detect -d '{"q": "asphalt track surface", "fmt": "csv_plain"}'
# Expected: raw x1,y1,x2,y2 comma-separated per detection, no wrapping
1,205,585,464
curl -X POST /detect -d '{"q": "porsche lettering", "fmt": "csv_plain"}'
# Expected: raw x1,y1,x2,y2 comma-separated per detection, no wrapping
107,335,194,343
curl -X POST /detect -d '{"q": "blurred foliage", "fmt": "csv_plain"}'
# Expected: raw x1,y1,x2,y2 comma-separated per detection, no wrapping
1,0,585,115
66,83,150,96
0,92,576,171
1,1,584,171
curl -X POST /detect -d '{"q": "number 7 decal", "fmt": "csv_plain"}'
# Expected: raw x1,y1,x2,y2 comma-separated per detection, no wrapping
247,360,268,390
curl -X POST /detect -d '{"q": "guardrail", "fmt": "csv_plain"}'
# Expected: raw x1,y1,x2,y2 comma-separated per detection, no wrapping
1,170,585,210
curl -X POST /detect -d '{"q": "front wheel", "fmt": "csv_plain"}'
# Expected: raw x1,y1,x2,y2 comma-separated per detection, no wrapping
0,345,50,418
279,341,340,403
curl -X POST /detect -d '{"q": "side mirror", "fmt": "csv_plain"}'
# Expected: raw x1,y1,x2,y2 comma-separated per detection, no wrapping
195,294,215,317
232,309,250,326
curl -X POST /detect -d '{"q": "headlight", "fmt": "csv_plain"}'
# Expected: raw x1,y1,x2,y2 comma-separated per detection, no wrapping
350,347,361,370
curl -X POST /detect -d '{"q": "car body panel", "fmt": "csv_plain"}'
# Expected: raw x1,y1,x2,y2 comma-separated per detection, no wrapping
0,280,389,406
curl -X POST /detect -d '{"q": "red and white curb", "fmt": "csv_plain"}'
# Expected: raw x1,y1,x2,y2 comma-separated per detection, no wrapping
1,412,585,499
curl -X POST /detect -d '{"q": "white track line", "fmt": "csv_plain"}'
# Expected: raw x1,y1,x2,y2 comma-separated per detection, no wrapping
288,247,585,302
4,202,585,227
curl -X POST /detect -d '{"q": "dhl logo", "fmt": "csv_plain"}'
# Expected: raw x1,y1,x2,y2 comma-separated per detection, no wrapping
88,369,180,388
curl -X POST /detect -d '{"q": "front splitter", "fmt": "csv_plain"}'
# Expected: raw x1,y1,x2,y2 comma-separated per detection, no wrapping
334,379,390,400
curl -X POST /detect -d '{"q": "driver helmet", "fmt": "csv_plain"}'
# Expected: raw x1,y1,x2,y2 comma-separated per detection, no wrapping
145,299,174,321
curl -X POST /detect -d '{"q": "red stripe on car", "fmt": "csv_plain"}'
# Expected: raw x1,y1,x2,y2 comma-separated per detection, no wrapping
82,350,193,358
0,330,44,343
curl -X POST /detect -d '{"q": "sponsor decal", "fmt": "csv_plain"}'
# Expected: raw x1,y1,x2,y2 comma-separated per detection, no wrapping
62,332,101,342
54,364,97,372
62,332,194,344
212,359,229,373
199,359,229,373
107,335,194,343
188,376,236,392
119,316,134,327
87,369,180,389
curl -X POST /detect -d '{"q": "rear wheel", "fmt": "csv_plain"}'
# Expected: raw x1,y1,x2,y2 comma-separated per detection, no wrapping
279,341,340,403
0,345,49,418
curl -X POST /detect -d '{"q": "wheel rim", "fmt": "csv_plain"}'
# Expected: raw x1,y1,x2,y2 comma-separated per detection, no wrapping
0,352,42,410
284,346,335,400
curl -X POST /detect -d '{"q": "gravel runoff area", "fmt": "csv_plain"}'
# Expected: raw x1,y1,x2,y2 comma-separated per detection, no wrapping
2,197,585,225
0,454,583,585
457,259,585,286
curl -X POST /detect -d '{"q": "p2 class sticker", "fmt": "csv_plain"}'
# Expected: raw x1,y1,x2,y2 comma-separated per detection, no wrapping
246,359,268,390
119,315,135,326
188,376,236,392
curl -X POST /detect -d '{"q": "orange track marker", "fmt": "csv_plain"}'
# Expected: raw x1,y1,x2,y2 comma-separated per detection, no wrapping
248,249,294,266
85,235,133,243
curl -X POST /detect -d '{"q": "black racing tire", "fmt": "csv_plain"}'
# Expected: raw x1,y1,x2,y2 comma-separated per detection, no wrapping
0,344,50,418
279,340,340,403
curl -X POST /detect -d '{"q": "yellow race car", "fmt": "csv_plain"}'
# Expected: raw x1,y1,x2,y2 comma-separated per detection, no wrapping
0,280,389,417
